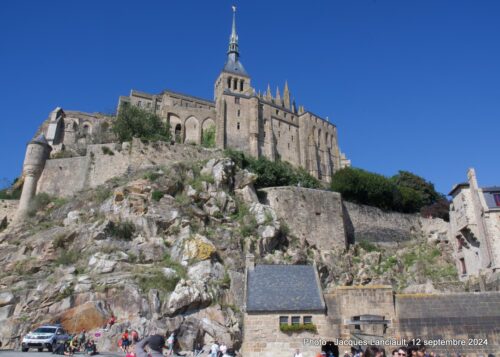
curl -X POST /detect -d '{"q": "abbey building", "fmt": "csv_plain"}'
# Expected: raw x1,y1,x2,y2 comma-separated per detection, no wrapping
118,8,350,182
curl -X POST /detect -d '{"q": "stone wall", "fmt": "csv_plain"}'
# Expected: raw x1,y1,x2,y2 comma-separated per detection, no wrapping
260,187,347,250
37,140,222,198
0,200,18,228
242,312,333,357
395,292,500,354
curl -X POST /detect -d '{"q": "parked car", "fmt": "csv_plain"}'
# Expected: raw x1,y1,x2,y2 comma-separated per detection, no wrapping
21,324,70,352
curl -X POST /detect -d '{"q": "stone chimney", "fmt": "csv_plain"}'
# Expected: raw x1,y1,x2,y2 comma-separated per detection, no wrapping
467,167,479,190
245,253,255,271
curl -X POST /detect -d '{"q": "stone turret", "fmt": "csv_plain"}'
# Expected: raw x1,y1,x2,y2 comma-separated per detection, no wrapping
275,86,282,106
15,135,52,220
283,81,291,109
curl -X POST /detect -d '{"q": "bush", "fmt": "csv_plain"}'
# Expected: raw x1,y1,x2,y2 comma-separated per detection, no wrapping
201,125,216,148
224,149,320,189
420,198,450,221
101,146,114,155
55,249,79,266
27,193,53,216
331,167,444,214
135,269,179,293
152,190,164,201
105,220,136,240
113,104,171,143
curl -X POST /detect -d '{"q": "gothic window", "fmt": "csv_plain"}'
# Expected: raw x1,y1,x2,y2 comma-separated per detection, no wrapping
237,122,240,130
235,97,240,104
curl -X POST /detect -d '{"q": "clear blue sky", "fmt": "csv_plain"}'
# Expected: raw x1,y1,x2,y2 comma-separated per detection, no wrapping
1,0,499,194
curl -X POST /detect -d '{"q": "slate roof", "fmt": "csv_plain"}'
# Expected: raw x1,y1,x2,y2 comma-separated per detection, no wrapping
246,265,325,313
223,53,249,77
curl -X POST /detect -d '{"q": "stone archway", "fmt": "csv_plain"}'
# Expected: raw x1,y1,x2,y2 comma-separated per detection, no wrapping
168,114,182,143
184,116,199,144
201,118,216,147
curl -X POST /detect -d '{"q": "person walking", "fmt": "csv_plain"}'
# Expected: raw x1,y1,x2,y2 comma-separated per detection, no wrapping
294,349,303,357
166,332,175,356
135,335,165,357
210,341,219,357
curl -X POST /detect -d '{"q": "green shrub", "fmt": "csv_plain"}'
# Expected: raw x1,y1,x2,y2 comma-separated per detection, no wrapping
143,171,161,181
105,220,136,240
51,150,77,159
201,125,216,148
280,323,317,333
55,249,79,266
152,190,165,201
224,149,320,189
162,253,187,279
113,104,171,143
93,186,112,203
358,240,379,252
135,269,179,293
101,146,114,155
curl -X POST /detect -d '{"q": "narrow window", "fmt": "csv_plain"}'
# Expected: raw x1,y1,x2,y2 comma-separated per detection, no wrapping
233,78,237,90
146,102,151,108
288,143,290,149
291,135,293,141
237,110,240,117
284,113,287,118
235,97,240,104
279,316,289,325
278,131,280,137
303,316,312,325
137,100,142,107
240,80,244,91
263,132,266,138
276,109,279,115
460,258,467,275
227,77,231,88
291,316,300,325
237,122,240,130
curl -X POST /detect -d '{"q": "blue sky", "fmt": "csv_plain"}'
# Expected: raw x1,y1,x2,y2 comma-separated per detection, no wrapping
0,0,498,194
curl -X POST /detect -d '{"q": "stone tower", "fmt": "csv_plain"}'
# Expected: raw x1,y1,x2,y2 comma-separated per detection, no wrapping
15,135,52,220
214,6,254,150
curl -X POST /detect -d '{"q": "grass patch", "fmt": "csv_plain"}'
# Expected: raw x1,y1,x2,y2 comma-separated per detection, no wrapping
143,171,161,181
280,323,317,334
358,240,380,252
135,269,179,293
55,249,79,266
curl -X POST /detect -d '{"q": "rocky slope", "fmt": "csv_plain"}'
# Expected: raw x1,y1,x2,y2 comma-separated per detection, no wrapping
0,154,461,354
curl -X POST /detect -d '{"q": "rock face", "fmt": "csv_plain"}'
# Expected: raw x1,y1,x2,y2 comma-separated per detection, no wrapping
0,152,462,354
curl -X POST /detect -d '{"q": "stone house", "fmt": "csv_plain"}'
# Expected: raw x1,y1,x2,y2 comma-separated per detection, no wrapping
449,168,500,279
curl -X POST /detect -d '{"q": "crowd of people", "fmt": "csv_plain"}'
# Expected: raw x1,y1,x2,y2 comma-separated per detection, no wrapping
52,329,98,356
293,345,497,357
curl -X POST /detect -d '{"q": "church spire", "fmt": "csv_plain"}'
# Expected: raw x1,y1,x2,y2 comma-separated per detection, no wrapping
283,81,291,109
228,5,239,56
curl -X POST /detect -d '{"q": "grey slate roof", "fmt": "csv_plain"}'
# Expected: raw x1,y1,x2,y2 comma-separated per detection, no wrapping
246,265,325,313
223,53,249,77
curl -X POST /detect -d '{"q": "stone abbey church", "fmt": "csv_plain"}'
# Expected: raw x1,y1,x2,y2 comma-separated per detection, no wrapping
39,8,349,183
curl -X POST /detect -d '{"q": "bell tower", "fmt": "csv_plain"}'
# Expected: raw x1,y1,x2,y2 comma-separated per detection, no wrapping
214,6,252,101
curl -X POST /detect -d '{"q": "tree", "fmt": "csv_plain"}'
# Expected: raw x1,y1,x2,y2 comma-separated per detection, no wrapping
391,171,440,207
201,125,216,148
113,104,171,143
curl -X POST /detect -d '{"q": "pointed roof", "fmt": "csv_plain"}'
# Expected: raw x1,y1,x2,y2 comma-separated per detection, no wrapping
222,6,249,77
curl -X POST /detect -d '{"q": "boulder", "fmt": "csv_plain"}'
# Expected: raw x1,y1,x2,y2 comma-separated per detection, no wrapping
201,158,234,189
162,267,178,280
63,211,82,226
56,301,108,333
88,252,128,274
182,234,216,262
235,186,258,204
234,169,257,189
0,292,14,307
188,261,225,282
249,203,278,226
165,280,212,316
203,197,221,217
0,304,13,321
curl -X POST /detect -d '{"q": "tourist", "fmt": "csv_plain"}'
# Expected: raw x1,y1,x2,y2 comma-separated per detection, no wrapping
121,330,130,353
294,349,303,357
220,342,227,355
125,344,136,357
85,339,97,356
392,349,399,357
136,335,165,357
364,346,383,357
68,336,79,355
166,332,175,356
397,347,407,357
131,330,139,343
78,329,86,350
104,314,116,331
415,345,426,357
210,340,220,357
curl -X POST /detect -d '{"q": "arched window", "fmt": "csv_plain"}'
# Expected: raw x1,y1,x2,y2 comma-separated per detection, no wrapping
240,80,244,91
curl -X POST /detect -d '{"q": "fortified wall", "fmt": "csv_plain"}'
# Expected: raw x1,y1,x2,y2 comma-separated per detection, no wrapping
260,187,450,249
321,286,500,355
37,139,222,197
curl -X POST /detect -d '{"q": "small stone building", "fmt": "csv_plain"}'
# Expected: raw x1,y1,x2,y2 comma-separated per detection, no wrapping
242,259,335,356
449,168,500,279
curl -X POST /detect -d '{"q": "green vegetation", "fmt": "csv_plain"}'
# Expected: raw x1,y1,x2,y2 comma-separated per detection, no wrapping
280,323,317,334
51,150,77,159
27,193,66,216
224,149,320,189
105,220,136,240
162,253,187,279
55,249,79,266
0,178,22,200
331,167,448,217
143,171,161,181
152,190,165,201
201,125,216,148
56,286,74,301
358,240,380,253
101,146,115,155
113,104,171,143
92,186,112,203
188,173,215,191
135,269,179,293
